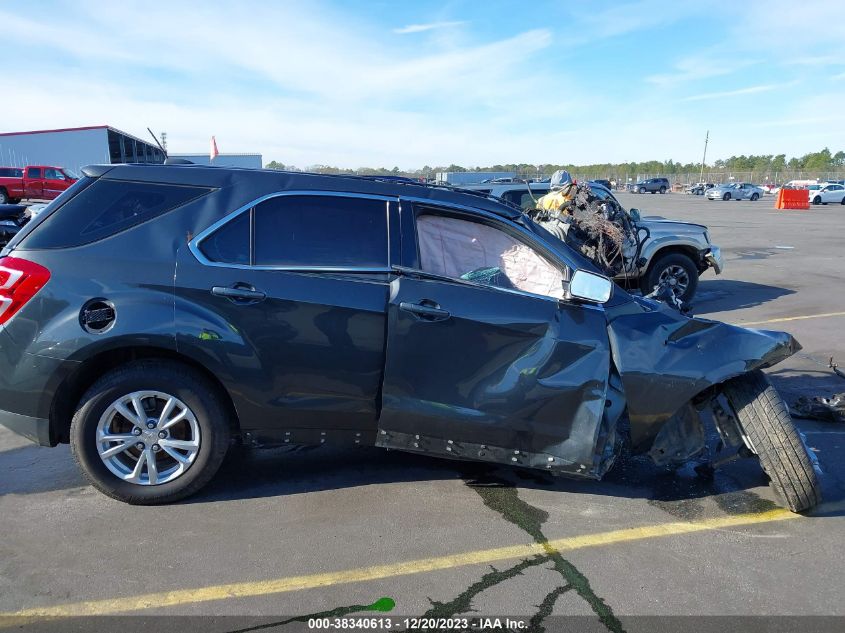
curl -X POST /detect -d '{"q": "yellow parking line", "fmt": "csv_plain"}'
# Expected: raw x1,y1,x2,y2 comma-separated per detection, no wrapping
740,311,845,327
3,508,798,618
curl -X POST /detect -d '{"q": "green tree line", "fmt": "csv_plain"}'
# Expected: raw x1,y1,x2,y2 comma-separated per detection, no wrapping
266,148,845,178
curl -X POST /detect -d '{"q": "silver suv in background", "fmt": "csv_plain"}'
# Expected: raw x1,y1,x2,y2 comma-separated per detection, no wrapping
465,182,723,302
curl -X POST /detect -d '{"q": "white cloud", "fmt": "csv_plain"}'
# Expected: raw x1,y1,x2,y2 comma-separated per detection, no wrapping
681,84,779,102
646,54,758,85
393,21,465,34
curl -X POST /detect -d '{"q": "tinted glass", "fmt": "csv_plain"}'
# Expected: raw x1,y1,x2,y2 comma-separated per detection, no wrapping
253,195,388,267
45,168,64,180
22,180,211,249
27,168,42,179
200,210,250,265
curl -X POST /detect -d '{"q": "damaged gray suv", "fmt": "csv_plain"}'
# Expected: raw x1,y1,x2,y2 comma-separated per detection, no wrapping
0,164,820,510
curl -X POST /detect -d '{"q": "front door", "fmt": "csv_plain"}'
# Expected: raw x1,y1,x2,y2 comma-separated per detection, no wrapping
378,208,614,477
42,168,68,199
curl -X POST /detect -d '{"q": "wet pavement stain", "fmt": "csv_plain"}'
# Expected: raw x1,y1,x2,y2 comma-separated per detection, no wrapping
421,555,550,619
457,471,625,633
224,598,395,633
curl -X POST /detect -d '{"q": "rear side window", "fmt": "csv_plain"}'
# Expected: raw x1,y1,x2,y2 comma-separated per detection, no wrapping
199,210,250,265
27,168,43,179
199,194,389,268
21,180,212,249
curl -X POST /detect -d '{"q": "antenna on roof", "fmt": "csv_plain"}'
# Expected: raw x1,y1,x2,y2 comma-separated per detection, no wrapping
147,128,168,159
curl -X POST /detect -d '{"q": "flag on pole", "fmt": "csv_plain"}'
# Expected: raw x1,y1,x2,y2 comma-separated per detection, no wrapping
210,136,219,161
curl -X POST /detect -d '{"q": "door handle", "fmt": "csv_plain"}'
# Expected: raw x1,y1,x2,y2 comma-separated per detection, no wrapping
399,301,451,321
211,284,266,303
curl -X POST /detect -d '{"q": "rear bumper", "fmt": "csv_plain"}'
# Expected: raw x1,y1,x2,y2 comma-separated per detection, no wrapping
0,409,52,446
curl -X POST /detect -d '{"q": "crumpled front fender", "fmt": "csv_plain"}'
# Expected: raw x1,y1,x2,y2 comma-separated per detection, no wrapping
606,299,800,450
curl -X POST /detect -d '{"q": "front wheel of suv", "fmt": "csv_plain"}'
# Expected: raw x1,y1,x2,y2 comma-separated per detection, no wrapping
640,252,699,302
70,360,232,505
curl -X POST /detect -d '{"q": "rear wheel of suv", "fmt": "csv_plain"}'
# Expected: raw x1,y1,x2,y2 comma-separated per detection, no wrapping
659,186,667,194
70,360,232,505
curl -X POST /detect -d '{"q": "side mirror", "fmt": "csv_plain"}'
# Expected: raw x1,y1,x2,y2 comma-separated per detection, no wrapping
628,208,641,221
568,270,613,304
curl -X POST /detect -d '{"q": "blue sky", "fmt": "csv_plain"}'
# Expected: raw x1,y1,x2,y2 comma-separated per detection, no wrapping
2,0,844,168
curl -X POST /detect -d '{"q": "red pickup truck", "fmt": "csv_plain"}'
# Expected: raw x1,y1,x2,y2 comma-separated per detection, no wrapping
0,165,78,204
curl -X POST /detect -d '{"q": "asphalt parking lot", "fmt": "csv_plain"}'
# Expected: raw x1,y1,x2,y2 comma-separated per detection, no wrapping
1,192,844,630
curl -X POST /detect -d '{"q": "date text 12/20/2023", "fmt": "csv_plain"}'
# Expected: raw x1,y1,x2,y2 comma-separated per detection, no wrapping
307,617,529,630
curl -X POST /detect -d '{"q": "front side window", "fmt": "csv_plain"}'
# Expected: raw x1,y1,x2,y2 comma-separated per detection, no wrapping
416,214,565,299
45,168,65,180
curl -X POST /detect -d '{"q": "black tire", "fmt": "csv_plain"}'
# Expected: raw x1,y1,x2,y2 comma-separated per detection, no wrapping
70,360,232,504
751,193,759,201
722,370,821,512
659,186,667,194
841,196,845,205
0,188,8,204
723,192,731,201
10,198,22,204
812,196,821,205
638,187,646,194
641,251,699,302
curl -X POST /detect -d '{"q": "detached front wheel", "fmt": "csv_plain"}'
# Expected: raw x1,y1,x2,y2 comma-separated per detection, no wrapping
70,360,232,504
722,370,821,512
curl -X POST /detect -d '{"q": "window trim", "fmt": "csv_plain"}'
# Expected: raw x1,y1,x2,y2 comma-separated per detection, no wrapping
189,190,395,272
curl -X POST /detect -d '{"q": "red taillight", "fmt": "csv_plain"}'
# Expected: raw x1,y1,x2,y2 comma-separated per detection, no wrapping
0,257,51,326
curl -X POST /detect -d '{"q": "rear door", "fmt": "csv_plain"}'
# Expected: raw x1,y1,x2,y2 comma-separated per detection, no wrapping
24,167,43,198
378,202,614,476
176,191,399,439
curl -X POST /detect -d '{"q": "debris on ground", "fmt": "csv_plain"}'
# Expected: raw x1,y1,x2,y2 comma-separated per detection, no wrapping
792,393,845,424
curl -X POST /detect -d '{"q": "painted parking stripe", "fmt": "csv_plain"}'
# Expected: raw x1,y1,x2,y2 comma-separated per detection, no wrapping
3,508,798,618
739,311,845,327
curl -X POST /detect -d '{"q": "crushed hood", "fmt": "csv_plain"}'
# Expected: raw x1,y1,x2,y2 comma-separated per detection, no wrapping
606,297,800,449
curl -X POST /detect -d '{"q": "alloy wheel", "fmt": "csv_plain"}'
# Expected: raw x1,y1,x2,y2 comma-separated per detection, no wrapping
95,391,201,485
657,264,690,297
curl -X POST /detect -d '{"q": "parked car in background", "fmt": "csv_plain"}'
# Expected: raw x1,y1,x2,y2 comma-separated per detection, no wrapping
0,163,817,511
810,182,845,205
465,181,722,302
631,177,670,194
706,182,763,201
685,182,715,195
0,165,78,203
